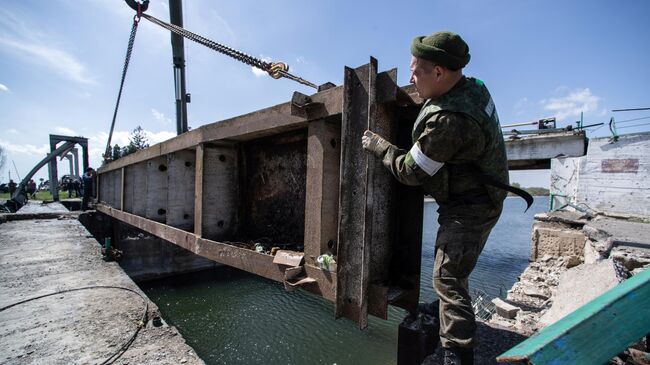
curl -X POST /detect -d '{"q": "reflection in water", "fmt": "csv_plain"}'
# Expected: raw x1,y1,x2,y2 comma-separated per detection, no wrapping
141,197,546,365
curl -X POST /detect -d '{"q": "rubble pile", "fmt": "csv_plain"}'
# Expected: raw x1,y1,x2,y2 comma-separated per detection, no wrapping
489,210,650,340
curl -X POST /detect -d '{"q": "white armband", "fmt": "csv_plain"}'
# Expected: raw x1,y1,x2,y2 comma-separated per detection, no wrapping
409,143,444,176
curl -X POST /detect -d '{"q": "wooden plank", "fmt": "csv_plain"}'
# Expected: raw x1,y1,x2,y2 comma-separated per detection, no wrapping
497,267,650,364
304,118,341,262
194,144,204,237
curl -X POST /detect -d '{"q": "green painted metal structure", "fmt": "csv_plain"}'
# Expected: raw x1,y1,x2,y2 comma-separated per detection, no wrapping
497,267,650,364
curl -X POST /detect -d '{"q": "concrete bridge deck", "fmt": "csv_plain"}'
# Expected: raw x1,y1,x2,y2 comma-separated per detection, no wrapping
0,202,204,365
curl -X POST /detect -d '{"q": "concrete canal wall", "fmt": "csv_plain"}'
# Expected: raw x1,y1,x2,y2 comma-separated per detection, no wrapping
0,202,205,364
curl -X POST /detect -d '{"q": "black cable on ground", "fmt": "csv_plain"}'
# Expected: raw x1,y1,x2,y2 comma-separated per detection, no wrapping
0,285,149,365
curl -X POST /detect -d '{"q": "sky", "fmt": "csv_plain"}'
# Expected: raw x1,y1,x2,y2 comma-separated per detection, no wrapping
1,0,649,188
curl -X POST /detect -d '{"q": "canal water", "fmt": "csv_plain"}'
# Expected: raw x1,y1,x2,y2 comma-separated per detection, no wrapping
140,196,547,365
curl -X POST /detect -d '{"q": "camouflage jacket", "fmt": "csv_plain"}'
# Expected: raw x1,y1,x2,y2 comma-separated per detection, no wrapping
381,76,509,207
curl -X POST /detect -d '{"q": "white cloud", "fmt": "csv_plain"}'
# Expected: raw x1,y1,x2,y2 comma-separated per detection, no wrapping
151,108,172,125
0,83,9,93
295,56,307,64
251,56,272,77
0,138,49,156
0,8,95,86
0,36,96,85
54,126,77,136
540,88,600,121
146,130,176,144
8,128,18,135
251,67,267,77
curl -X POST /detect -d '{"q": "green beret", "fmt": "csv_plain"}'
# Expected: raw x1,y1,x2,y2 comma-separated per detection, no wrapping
411,31,471,70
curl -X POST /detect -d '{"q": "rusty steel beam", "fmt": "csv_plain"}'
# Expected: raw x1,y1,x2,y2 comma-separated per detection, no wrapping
97,58,427,329
98,86,345,174
96,204,337,301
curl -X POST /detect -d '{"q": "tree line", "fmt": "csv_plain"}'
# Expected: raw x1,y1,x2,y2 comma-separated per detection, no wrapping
104,126,149,162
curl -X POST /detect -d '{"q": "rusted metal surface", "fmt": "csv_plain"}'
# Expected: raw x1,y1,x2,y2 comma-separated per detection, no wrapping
96,204,337,300
97,58,424,328
304,117,341,262
240,130,307,247
336,61,372,327
335,58,408,328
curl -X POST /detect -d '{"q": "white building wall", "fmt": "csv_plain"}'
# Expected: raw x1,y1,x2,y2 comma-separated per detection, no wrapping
550,132,650,217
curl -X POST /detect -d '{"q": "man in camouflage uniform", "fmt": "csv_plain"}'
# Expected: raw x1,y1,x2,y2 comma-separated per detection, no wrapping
362,31,509,365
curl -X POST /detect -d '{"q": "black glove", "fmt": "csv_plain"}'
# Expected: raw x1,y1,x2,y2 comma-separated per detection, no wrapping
362,130,391,158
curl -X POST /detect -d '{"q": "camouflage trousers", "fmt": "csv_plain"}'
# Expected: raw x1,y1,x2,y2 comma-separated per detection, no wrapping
433,202,502,349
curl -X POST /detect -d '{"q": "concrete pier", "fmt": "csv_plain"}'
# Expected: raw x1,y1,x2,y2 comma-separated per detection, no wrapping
0,203,204,365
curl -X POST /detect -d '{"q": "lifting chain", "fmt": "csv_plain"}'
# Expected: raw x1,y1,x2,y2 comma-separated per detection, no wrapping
105,12,141,161
140,13,318,89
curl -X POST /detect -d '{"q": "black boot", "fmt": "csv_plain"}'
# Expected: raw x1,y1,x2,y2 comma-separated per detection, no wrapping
442,347,474,365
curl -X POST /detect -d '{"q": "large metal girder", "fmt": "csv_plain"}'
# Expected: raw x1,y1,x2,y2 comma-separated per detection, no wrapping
97,57,423,329
335,58,422,328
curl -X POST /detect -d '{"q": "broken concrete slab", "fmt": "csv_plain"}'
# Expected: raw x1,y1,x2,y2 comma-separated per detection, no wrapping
16,201,69,214
492,298,521,319
531,224,587,260
539,259,619,327
584,239,603,264
584,217,650,250
610,246,650,272
534,211,591,226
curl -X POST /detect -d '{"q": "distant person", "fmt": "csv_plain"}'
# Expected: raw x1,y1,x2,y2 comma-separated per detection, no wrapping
8,179,17,197
26,179,37,199
82,168,94,211
73,178,82,198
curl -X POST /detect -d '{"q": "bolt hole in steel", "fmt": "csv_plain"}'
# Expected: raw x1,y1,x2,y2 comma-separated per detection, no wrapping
158,208,166,215
184,161,192,167
219,155,226,162
158,164,167,172
217,220,225,228
327,240,335,249
330,138,337,148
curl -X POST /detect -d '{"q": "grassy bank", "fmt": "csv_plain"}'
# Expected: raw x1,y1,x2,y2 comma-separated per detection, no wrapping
0,191,56,201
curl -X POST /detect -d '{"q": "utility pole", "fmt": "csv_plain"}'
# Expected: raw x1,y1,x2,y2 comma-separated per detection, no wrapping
169,0,189,135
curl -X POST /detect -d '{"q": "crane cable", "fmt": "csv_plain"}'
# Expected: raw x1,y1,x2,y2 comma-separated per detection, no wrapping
105,1,318,161
140,13,318,89
105,11,141,161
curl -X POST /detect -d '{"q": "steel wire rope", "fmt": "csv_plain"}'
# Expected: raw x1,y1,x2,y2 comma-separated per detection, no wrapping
105,14,141,161
617,121,650,130
614,116,650,124
139,13,317,89
0,285,149,365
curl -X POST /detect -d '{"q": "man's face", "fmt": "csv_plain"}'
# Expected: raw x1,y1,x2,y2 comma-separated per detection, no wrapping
409,56,440,99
